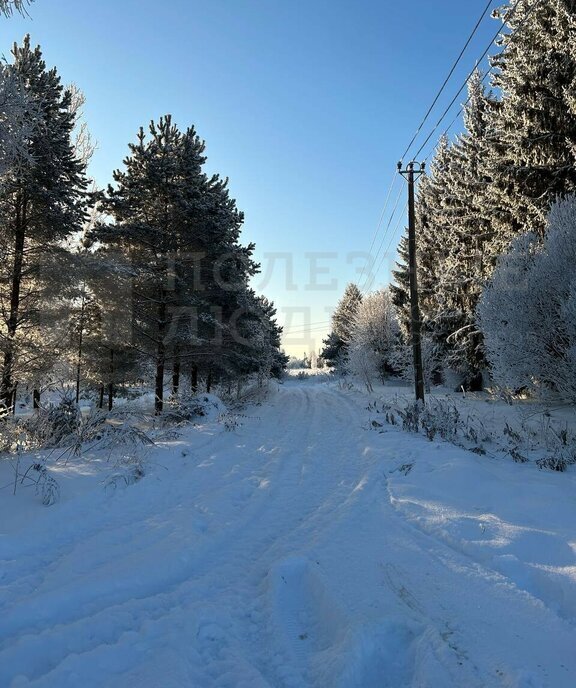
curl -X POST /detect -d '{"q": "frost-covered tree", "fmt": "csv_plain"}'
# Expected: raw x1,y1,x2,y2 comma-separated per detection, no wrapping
0,64,38,177
477,232,538,394
415,136,454,332
430,73,496,388
390,233,410,337
68,83,97,168
391,136,453,383
321,282,362,368
62,242,138,409
479,196,576,401
0,0,32,17
485,0,576,242
391,2,576,392
347,345,380,392
0,37,89,408
332,282,363,341
392,75,499,389
392,334,440,391
348,288,399,380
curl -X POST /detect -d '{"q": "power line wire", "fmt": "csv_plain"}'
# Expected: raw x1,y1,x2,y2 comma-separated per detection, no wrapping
367,1,542,292
362,3,495,293
375,202,409,279
413,0,540,160
400,0,495,162
357,172,398,289
361,185,404,293
282,325,332,337
364,1,541,292
363,2,497,295
280,319,331,331
421,70,492,162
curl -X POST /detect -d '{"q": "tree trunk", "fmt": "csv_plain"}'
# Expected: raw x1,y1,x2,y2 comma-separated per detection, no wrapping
191,364,198,394
171,347,180,397
155,298,166,415
98,384,104,409
75,296,86,404
206,369,212,394
108,348,114,411
1,193,26,409
33,388,40,410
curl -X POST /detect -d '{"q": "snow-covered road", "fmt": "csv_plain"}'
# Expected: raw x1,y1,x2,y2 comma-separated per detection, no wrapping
1,380,575,687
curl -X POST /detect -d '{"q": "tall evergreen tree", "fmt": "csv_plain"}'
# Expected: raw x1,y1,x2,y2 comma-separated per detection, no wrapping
98,116,203,413
390,233,410,336
98,116,264,412
0,37,89,407
332,282,363,342
0,0,32,17
391,137,453,381
485,0,576,242
430,73,497,387
321,282,362,368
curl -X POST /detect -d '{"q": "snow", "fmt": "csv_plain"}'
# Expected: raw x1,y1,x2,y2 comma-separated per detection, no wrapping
1,378,576,687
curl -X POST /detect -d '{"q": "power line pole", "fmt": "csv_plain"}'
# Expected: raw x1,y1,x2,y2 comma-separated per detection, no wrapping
398,160,425,402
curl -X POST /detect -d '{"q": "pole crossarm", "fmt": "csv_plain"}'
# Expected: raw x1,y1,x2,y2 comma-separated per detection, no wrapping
397,160,426,180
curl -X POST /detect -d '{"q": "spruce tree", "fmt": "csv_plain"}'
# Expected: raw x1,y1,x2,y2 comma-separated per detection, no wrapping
321,282,362,368
392,137,453,379
431,73,496,388
332,282,363,342
390,233,410,337
486,0,576,242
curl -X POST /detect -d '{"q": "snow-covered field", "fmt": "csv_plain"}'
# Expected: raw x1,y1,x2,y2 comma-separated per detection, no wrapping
1,377,576,687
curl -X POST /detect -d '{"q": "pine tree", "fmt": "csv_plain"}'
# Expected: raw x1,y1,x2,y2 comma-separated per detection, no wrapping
0,63,37,177
98,116,264,411
189,174,259,391
0,37,89,408
254,296,288,379
0,0,32,17
98,116,203,413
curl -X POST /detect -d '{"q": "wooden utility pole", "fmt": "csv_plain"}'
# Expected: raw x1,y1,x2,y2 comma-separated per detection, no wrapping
398,161,426,402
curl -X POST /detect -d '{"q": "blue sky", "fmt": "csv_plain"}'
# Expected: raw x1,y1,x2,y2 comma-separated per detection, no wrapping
1,1,503,355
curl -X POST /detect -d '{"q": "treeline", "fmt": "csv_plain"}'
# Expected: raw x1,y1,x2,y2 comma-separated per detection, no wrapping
0,36,287,413
324,1,576,402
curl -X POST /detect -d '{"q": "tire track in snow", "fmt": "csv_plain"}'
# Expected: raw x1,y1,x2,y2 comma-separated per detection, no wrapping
2,382,575,687
0,385,363,686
